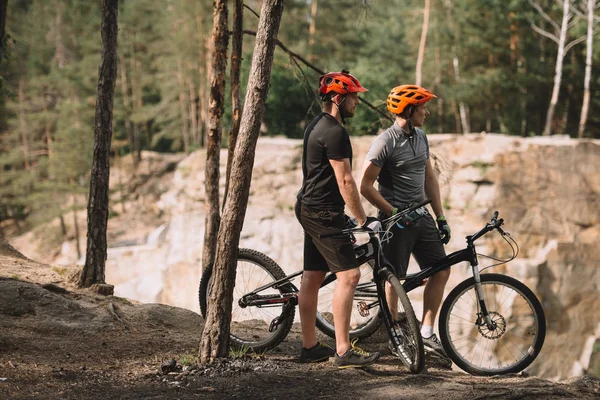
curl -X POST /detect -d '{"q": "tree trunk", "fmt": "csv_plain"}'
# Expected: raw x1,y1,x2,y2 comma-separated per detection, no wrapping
18,80,31,170
542,0,570,136
415,0,430,86
176,57,191,152
72,193,81,260
118,37,136,165
202,0,228,273
452,54,470,134
223,0,243,209
308,0,318,62
0,0,7,65
80,0,118,288
577,0,594,138
128,30,142,163
54,0,66,69
200,0,284,364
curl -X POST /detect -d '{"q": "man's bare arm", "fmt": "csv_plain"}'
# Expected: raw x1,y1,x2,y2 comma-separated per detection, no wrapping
330,158,367,225
424,159,444,218
360,161,394,216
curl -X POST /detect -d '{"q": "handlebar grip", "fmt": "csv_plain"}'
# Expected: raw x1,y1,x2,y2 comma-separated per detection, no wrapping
494,218,504,228
491,211,499,223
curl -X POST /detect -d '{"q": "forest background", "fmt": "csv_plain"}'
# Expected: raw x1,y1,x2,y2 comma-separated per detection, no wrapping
1,0,599,234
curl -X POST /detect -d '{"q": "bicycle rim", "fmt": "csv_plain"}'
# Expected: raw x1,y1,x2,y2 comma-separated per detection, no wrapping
379,269,424,373
199,249,294,353
315,261,382,339
439,274,546,376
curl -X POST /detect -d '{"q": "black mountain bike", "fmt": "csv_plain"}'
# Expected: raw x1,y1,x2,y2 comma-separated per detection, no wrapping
199,203,427,373
315,205,547,376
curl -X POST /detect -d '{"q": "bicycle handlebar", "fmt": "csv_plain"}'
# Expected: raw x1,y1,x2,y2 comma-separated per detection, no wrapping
318,199,432,239
470,211,505,242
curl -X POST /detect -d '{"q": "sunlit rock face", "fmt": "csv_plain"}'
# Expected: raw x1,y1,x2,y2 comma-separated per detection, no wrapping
47,134,599,380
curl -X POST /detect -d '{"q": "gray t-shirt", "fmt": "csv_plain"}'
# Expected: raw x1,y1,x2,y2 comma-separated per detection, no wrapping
365,122,429,209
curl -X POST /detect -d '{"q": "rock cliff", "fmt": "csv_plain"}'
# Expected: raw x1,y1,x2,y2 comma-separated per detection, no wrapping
8,134,600,380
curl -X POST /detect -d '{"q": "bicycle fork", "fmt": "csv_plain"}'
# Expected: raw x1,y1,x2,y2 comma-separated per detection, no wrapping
472,265,496,330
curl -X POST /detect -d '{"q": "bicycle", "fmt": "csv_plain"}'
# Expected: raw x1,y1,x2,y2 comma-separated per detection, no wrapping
313,205,547,376
199,202,428,373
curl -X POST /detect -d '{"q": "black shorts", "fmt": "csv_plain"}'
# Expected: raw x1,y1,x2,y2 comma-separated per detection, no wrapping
382,212,447,277
295,201,359,273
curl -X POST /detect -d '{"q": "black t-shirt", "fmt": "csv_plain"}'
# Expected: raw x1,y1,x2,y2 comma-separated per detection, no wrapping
298,113,352,210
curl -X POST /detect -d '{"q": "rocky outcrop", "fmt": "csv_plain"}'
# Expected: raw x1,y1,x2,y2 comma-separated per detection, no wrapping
9,134,600,380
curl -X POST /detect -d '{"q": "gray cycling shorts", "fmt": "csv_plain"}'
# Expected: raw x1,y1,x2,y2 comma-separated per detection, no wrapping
382,212,446,277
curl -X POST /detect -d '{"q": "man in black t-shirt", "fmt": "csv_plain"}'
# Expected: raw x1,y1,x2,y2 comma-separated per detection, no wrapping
295,70,380,368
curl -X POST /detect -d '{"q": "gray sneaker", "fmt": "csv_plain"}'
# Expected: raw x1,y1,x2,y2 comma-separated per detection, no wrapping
334,346,380,369
423,334,448,358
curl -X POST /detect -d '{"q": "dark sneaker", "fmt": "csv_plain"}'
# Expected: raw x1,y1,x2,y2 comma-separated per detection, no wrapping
299,342,335,363
423,334,448,358
334,345,380,369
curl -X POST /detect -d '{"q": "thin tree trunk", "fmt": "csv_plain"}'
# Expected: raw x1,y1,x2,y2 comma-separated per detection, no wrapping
308,0,318,62
115,146,126,213
18,80,31,170
71,189,81,260
433,15,443,134
0,0,7,65
54,0,66,69
177,57,191,152
80,0,119,289
118,37,136,165
223,0,243,209
59,214,67,237
200,0,284,364
415,0,430,86
202,0,228,274
129,30,142,163
543,0,570,136
578,0,595,138
452,54,470,133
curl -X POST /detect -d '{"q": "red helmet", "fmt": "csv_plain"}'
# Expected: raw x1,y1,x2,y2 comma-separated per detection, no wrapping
387,85,436,115
319,70,368,97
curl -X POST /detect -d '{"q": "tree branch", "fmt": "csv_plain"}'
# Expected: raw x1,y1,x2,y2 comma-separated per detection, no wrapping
243,3,260,19
528,18,560,43
564,33,590,55
528,0,560,32
243,29,393,122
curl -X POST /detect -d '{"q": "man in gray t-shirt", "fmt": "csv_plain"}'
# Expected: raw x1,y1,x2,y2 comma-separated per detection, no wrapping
360,84,451,359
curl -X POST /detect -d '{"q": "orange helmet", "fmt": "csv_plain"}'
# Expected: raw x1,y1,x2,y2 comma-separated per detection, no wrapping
319,70,368,97
387,85,436,115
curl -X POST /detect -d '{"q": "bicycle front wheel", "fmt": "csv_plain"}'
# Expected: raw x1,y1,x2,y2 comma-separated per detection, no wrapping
198,248,295,353
315,261,383,340
439,273,546,376
378,269,424,374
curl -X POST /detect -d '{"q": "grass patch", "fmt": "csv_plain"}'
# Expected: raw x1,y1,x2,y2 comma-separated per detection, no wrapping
52,266,68,276
179,353,198,366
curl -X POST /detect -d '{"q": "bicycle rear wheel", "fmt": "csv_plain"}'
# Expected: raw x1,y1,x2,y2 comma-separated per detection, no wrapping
199,248,295,353
315,261,383,340
439,273,546,376
378,269,424,374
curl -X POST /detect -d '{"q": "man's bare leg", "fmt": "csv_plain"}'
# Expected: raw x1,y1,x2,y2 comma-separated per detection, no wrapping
298,270,327,349
332,267,360,355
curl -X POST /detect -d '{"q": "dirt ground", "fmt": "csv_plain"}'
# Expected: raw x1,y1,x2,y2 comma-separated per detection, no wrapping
1,244,599,400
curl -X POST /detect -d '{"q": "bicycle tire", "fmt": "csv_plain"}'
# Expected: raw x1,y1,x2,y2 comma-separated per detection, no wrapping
378,269,424,373
198,248,295,353
315,260,383,340
439,273,546,376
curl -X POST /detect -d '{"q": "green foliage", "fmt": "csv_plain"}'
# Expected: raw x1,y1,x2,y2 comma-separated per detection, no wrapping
1,0,599,231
